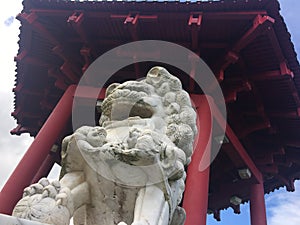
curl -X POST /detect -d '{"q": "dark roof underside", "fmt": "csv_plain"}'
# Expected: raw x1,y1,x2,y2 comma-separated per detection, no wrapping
13,0,300,219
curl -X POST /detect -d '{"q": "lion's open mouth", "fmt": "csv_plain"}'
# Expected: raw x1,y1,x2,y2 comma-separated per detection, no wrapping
129,100,154,118
102,86,155,121
109,99,154,121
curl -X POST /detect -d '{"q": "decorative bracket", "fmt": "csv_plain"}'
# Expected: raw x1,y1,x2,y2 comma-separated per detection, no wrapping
188,12,202,26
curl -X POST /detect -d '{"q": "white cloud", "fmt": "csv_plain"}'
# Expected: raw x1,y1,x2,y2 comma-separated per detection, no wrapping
266,181,300,225
0,1,22,92
0,90,33,189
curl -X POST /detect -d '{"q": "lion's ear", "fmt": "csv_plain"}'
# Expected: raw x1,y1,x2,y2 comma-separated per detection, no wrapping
105,83,120,97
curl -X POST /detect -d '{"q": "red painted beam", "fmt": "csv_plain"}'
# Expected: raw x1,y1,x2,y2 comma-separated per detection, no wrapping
232,15,275,52
223,80,252,103
15,52,51,68
52,45,83,66
207,97,263,183
60,62,80,83
0,85,76,215
225,126,262,183
213,14,275,78
30,8,266,21
183,95,213,225
221,144,247,168
249,70,293,80
48,67,68,90
74,85,106,100
280,61,293,77
110,13,158,23
111,12,156,42
203,11,267,20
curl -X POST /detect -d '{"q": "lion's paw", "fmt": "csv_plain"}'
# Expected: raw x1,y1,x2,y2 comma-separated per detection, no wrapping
13,178,73,225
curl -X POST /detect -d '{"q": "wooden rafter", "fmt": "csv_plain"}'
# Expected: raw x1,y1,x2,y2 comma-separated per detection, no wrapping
213,14,275,81
17,12,60,46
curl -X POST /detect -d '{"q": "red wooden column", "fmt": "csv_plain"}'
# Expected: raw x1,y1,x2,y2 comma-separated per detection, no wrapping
183,95,213,225
250,182,267,225
0,85,76,215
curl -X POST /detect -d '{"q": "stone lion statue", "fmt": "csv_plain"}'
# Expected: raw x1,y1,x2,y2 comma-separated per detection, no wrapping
13,66,197,225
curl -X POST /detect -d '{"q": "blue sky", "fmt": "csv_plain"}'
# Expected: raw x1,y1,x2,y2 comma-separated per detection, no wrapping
0,0,300,225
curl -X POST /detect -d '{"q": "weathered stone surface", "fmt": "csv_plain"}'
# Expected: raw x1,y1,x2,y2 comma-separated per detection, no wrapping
0,213,51,225
13,67,197,225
